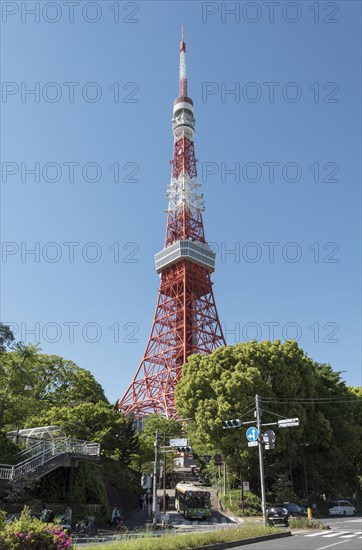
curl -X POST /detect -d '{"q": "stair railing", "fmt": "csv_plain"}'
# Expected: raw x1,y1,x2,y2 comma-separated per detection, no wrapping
0,438,100,481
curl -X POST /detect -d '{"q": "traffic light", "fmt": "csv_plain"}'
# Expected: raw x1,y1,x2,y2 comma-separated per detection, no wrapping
222,419,242,429
176,446,192,452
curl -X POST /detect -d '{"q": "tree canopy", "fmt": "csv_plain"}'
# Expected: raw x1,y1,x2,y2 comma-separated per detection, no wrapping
133,414,185,472
175,340,362,499
0,336,138,465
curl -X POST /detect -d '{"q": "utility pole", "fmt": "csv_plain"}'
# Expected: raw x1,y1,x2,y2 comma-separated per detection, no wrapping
163,453,167,514
153,430,159,526
288,447,294,491
302,447,309,501
256,394,267,526
240,464,245,515
223,461,227,497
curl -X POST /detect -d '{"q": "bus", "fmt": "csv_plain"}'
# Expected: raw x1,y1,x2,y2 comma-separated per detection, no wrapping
175,483,211,519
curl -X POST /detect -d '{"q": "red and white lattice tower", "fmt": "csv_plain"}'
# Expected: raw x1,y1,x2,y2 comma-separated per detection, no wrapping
118,30,226,418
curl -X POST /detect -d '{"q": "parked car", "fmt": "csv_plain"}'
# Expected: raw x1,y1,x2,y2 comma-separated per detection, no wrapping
329,500,356,516
266,505,289,526
276,502,307,517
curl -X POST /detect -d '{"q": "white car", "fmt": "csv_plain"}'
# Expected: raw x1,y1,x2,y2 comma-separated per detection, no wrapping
329,500,356,516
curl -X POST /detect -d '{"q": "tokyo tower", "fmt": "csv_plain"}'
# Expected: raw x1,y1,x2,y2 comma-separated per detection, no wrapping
118,30,225,418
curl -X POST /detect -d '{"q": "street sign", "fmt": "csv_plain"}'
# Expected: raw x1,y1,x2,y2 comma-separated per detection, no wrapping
248,441,258,447
243,481,250,491
202,454,212,463
277,418,300,428
169,438,188,447
214,453,223,464
263,430,276,444
246,427,259,442
265,443,275,450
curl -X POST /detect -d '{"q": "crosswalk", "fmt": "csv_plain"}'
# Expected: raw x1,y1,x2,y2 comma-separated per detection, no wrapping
304,530,362,540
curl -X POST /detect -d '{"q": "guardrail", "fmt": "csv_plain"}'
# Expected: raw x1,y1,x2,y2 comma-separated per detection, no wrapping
0,438,100,481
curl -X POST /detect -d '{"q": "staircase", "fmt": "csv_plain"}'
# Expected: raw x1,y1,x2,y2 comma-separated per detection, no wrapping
0,438,100,483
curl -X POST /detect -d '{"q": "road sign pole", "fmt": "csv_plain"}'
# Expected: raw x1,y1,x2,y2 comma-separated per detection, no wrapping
256,394,267,526
153,430,159,526
240,464,244,515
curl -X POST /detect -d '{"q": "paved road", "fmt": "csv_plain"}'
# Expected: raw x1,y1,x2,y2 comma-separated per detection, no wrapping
166,508,239,526
322,515,362,531
156,486,241,527
79,515,362,548
231,516,362,550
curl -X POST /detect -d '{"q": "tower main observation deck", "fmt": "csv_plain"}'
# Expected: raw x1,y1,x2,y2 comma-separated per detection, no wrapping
118,31,226,419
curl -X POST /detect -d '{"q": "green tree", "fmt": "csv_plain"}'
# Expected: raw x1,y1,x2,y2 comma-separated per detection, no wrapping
30,353,107,407
0,345,107,429
0,344,39,428
175,340,361,499
133,414,185,472
26,402,139,464
0,323,14,352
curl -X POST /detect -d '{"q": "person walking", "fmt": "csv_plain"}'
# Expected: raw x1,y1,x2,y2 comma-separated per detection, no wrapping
111,505,121,528
64,505,72,525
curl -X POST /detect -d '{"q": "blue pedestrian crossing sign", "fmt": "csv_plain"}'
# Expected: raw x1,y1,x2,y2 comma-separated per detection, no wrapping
246,427,259,442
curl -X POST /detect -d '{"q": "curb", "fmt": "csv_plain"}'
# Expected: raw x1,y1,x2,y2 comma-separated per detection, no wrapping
193,531,292,550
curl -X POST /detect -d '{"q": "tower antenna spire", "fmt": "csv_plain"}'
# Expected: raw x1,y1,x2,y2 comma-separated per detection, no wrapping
179,26,187,97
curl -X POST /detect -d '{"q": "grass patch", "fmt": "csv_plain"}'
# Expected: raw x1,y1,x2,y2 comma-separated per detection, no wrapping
289,517,327,530
78,524,283,550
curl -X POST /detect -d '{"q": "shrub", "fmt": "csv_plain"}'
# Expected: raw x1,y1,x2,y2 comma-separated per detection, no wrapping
220,489,262,516
0,506,72,549
289,517,327,530
0,511,7,531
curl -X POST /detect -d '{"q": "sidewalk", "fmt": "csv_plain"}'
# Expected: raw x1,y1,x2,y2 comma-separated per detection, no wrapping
123,490,175,529
123,507,150,529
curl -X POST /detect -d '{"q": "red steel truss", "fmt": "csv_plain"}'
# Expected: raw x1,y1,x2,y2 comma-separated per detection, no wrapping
165,205,205,247
172,136,197,180
118,32,225,419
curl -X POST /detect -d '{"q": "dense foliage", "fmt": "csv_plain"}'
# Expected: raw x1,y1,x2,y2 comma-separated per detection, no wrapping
0,324,140,520
0,327,138,464
0,507,72,549
133,414,185,472
175,340,362,501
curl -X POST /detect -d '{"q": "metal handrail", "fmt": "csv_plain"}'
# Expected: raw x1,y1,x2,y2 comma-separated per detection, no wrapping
0,438,100,480
15,440,47,459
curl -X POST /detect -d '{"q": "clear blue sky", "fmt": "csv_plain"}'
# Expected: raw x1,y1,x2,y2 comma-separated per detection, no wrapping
1,1,361,404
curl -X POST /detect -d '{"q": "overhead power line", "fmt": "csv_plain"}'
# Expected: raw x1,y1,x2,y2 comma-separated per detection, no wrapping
261,396,361,405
